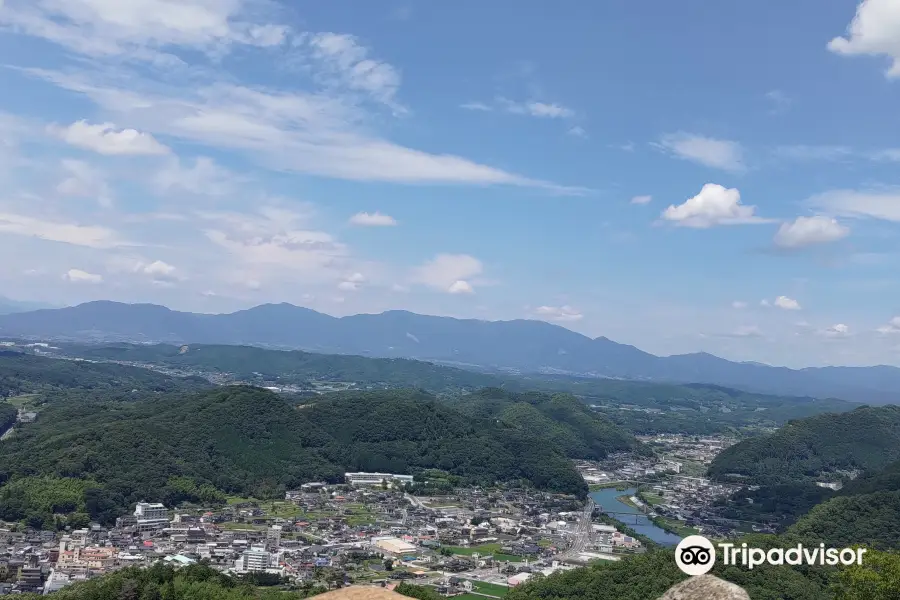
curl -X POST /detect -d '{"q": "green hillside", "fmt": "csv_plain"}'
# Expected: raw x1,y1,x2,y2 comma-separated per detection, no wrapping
0,351,206,399
708,405,900,485
0,385,622,525
55,343,503,392
449,387,645,459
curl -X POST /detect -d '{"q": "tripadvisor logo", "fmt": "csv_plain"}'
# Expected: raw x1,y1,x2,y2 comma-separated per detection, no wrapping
675,535,867,576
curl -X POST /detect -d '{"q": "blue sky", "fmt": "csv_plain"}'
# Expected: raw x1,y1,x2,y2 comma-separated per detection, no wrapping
1,0,900,367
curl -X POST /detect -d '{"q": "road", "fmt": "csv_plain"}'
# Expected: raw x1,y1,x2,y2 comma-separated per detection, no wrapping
559,498,595,561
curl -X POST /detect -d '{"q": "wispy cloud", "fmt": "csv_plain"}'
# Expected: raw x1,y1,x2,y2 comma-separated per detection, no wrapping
655,132,745,173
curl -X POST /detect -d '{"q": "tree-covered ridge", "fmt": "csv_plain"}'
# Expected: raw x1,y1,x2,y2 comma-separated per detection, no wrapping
787,491,900,551
0,351,206,399
505,535,900,600
289,389,592,496
54,343,503,392
49,343,860,432
707,405,900,485
448,388,645,459
15,562,325,600
0,386,617,523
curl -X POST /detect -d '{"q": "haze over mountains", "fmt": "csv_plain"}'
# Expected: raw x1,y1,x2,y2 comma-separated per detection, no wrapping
1,301,899,404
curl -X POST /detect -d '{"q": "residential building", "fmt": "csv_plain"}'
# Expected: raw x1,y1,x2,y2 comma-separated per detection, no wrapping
344,473,414,487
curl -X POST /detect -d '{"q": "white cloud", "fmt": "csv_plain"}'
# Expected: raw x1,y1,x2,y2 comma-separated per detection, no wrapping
30,72,582,193
661,184,767,228
828,0,900,78
200,207,349,281
63,268,102,283
305,32,403,111
106,257,181,283
460,102,492,112
760,299,771,308
448,280,474,295
808,189,900,222
348,211,397,226
50,120,169,155
142,260,176,277
0,212,124,248
630,195,652,205
656,133,745,172
774,215,850,248
729,325,763,338
821,323,850,338
156,157,240,196
499,98,575,119
567,126,587,138
0,0,288,60
533,305,583,322
56,159,113,207
337,272,365,291
872,149,900,161
774,296,802,310
731,301,748,309
877,316,900,334
414,253,483,294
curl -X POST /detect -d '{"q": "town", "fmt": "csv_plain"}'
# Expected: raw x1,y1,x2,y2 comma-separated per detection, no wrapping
0,430,762,599
0,469,660,596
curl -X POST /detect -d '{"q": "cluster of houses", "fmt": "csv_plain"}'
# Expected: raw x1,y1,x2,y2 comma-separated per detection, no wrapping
0,473,652,596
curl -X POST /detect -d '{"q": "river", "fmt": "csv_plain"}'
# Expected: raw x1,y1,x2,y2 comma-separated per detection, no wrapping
589,487,683,547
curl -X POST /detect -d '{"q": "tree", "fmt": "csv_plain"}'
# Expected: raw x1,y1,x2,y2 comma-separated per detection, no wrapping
384,559,394,571
833,551,900,600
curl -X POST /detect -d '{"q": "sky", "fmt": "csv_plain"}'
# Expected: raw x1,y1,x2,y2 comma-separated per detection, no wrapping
1,0,900,368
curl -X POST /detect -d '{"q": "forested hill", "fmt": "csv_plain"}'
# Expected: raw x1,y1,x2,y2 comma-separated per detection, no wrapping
0,351,208,399
0,386,628,526
447,387,645,459
51,342,503,393
707,405,900,485
39,342,860,436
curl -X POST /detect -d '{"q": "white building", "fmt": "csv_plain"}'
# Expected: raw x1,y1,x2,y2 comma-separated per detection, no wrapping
134,502,168,520
344,472,414,487
236,546,271,573
134,502,169,532
266,525,282,550
372,536,417,555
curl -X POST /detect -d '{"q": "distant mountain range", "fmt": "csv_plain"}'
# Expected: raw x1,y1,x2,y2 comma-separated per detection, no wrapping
0,296,57,316
0,300,898,404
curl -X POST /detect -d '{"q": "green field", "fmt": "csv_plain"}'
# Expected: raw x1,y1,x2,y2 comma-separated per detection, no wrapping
640,492,664,506
469,580,510,597
588,481,631,491
7,394,39,409
652,517,698,538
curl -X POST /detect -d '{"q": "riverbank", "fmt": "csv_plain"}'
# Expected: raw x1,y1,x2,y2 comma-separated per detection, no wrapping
634,491,701,538
588,481,631,491
589,487,683,546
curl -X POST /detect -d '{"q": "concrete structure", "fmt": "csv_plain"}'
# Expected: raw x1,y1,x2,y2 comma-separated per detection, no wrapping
266,525,282,550
134,502,169,532
134,502,168,520
236,546,271,573
345,472,414,487
372,536,417,555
